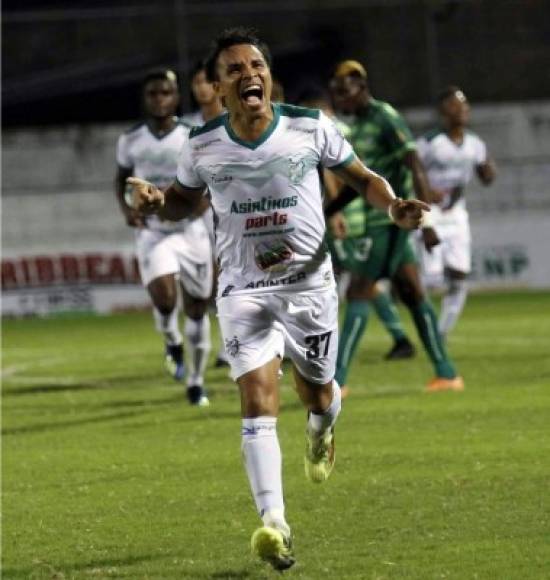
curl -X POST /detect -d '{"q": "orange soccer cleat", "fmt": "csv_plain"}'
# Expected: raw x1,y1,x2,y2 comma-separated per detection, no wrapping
426,376,465,393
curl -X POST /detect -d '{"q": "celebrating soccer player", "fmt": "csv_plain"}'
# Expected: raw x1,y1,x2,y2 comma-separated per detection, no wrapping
416,86,496,337
115,69,213,406
127,28,427,571
326,60,464,394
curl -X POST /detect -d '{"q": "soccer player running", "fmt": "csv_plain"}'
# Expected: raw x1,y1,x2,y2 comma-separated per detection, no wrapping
327,60,464,394
297,85,417,365
416,86,496,338
115,69,213,406
182,61,231,368
127,28,427,571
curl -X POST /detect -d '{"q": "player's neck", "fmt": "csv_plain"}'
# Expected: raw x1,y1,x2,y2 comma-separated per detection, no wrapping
201,100,224,122
147,116,176,136
446,125,465,144
230,107,274,142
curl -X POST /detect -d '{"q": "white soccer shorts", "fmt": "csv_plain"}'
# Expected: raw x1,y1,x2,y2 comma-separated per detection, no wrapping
135,219,213,299
419,207,472,286
217,286,339,383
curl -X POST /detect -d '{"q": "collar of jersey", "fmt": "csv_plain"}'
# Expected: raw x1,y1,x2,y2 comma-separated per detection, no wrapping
146,117,180,141
223,104,280,150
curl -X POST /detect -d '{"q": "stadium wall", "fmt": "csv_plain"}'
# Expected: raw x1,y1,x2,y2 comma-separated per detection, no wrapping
3,102,550,316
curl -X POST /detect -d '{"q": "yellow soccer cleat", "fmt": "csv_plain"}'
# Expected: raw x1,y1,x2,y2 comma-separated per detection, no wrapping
251,525,295,571
304,427,335,483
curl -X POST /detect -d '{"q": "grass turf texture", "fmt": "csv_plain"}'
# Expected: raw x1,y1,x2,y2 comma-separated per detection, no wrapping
2,291,550,579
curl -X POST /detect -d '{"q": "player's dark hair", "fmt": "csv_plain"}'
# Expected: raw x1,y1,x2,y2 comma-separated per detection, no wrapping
437,85,464,105
142,68,179,90
204,27,272,82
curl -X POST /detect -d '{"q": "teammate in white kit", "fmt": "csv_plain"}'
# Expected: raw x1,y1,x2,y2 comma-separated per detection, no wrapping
127,28,428,571
115,69,213,406
181,61,231,368
417,86,496,337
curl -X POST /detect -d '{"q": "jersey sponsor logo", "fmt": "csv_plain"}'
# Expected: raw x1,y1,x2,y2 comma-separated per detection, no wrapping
254,240,294,272
245,211,287,231
221,284,234,297
193,138,222,151
206,164,233,185
288,124,315,135
230,195,298,214
244,271,306,289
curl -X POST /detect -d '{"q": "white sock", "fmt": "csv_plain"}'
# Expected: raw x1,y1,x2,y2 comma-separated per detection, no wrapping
241,417,286,525
439,278,468,336
184,314,211,386
308,380,342,434
153,307,182,346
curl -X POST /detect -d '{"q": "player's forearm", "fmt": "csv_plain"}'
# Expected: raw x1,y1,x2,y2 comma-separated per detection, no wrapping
157,185,198,221
405,151,432,203
363,172,397,212
477,160,497,185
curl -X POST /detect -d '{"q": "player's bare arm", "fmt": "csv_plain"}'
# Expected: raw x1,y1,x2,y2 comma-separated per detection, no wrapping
403,150,441,251
127,177,206,221
327,157,430,230
115,166,144,227
476,157,497,185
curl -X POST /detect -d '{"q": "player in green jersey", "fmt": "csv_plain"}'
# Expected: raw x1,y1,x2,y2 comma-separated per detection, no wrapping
326,60,463,394
297,85,416,365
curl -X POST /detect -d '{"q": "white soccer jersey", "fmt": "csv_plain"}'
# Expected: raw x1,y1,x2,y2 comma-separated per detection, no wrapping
416,130,487,211
180,110,205,128
176,104,355,297
116,120,190,232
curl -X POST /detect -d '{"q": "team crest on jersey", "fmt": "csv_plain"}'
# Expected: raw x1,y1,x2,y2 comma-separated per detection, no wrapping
287,156,306,185
225,335,240,357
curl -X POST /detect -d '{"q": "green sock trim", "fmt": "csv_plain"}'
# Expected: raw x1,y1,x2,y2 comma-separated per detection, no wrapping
411,300,456,379
372,292,407,341
335,301,369,385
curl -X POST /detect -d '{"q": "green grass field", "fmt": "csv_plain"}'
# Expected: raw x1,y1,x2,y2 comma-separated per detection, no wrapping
2,291,550,579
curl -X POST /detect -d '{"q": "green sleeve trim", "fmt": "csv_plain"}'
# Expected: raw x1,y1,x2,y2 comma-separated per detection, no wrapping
329,152,356,170
189,114,226,139
278,103,320,119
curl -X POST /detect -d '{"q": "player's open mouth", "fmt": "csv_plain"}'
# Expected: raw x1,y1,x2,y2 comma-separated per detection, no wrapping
240,84,264,106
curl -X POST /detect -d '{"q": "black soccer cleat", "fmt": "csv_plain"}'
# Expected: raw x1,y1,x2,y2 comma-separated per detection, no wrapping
384,338,416,360
186,385,210,407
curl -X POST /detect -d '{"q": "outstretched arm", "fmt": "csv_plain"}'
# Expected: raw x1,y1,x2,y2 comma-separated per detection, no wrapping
327,157,429,230
126,177,207,221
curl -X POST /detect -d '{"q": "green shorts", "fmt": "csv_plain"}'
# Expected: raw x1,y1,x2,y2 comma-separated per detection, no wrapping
328,225,417,280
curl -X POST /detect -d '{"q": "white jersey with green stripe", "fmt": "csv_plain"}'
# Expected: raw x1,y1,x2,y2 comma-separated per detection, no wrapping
116,119,193,233
176,103,355,297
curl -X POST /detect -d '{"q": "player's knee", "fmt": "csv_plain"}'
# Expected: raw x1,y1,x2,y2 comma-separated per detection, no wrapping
154,297,177,315
396,280,423,308
241,385,278,417
184,298,209,319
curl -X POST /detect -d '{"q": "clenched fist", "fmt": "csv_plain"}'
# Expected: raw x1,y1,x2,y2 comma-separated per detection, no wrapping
126,177,165,215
